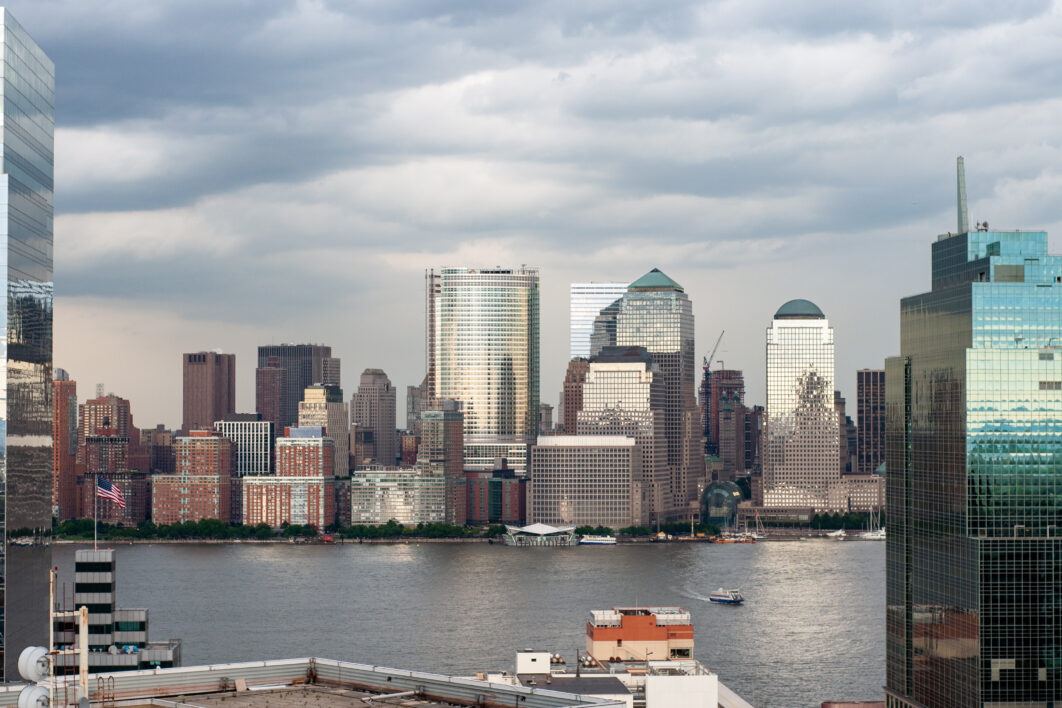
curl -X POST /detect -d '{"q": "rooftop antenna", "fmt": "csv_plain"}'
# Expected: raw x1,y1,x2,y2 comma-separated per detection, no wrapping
957,156,969,235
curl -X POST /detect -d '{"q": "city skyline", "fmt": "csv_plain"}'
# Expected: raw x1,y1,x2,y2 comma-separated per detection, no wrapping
15,1,1061,427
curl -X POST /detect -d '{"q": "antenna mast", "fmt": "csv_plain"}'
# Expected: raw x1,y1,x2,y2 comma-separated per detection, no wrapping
957,156,969,234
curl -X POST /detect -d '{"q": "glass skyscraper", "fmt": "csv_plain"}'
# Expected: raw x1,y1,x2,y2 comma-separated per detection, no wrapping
886,165,1062,706
569,282,627,359
615,269,700,516
433,267,539,473
763,299,840,509
0,10,54,680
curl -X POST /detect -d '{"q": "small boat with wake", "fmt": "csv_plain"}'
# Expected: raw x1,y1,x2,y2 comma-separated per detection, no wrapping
708,588,744,605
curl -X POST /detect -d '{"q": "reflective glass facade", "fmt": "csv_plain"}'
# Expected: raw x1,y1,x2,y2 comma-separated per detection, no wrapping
764,303,839,509
887,230,1062,707
569,282,627,359
433,267,539,472
0,10,53,680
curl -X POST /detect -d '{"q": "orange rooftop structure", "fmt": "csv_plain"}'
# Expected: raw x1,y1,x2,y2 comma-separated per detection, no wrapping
585,607,694,663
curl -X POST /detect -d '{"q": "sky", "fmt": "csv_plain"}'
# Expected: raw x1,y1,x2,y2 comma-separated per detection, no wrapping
19,0,1062,428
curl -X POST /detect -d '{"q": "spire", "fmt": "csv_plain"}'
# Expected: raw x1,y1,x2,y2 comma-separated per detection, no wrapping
957,156,969,235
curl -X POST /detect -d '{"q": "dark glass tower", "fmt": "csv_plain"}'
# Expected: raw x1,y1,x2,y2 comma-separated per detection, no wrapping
256,344,334,430
0,10,54,680
886,161,1062,706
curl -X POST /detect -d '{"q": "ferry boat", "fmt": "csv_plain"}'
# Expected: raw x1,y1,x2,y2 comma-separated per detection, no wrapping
708,588,744,605
579,535,617,545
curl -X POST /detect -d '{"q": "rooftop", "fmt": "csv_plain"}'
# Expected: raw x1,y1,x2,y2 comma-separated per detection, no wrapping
628,268,683,292
774,298,825,319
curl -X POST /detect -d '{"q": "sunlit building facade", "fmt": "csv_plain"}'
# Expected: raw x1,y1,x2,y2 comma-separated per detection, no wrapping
763,299,840,509
529,435,640,528
886,223,1062,706
615,269,701,516
569,282,628,359
433,267,539,473
0,10,54,679
350,467,445,525
352,368,397,465
297,384,348,477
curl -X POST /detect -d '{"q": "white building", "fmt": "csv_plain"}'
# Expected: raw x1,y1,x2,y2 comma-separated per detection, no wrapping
214,414,274,476
350,466,445,525
764,299,840,510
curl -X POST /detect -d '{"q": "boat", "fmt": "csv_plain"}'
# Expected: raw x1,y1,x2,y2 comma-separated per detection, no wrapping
855,527,886,541
826,528,847,539
708,588,743,605
579,535,617,545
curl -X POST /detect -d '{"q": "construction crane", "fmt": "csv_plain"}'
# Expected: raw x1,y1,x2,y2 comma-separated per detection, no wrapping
703,331,724,372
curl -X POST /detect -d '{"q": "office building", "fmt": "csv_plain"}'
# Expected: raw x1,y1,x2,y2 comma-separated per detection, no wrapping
152,431,234,525
417,400,465,525
763,299,840,510
256,344,336,429
140,424,176,474
214,414,274,477
181,351,235,432
432,266,539,472
576,346,668,524
298,384,348,477
0,10,53,679
538,403,553,434
53,371,78,520
616,269,702,516
856,369,885,474
589,297,622,358
350,466,445,525
349,423,374,467
529,436,640,528
422,268,441,406
465,464,527,525
886,160,1062,707
559,357,589,433
400,432,420,466
569,282,628,359
744,405,764,473
243,428,335,529
255,360,286,440
79,392,132,460
405,383,422,434
834,391,853,475
702,369,746,479
352,368,397,465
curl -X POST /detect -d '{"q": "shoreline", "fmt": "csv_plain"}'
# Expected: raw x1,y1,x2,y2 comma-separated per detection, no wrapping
53,537,495,545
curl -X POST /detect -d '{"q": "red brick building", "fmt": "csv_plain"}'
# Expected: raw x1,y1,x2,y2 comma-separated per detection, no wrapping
182,351,236,433
466,468,526,525
151,430,233,525
52,373,79,519
80,432,150,524
255,360,286,440
242,429,335,529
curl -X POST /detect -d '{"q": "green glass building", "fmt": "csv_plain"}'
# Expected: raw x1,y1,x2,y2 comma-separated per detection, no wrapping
886,161,1062,706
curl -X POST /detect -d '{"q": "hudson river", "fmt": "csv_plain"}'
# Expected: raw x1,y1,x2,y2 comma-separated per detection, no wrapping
54,539,884,707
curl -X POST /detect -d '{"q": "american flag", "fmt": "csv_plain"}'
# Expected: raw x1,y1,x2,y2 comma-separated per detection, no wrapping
96,476,126,509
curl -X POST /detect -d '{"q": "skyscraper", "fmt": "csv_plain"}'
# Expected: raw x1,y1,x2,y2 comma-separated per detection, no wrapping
182,351,236,432
886,161,1062,707
352,368,397,465
702,369,746,477
214,414,274,477
0,17,54,674
256,344,336,429
418,399,465,525
255,359,286,439
569,282,628,359
53,371,78,520
433,267,539,473
615,269,701,516
763,299,839,509
559,358,589,433
856,369,885,475
79,392,132,458
298,384,348,478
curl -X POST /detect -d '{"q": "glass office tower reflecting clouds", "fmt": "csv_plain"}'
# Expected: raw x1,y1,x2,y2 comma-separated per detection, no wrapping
433,267,539,473
569,282,627,360
0,9,54,680
886,162,1062,706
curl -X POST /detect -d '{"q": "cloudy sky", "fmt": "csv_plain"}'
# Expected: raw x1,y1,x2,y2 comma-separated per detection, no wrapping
19,0,1062,427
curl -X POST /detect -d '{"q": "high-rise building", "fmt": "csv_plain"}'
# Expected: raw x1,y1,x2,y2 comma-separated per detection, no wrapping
255,360,286,440
140,425,176,474
298,384,348,477
352,368,397,465
702,369,746,479
81,433,150,525
181,351,235,432
856,369,885,475
576,346,668,525
0,12,54,677
569,282,628,359
79,393,132,460
529,436,640,528
538,403,553,434
559,358,589,433
886,161,1062,707
53,371,78,520
256,344,335,429
615,269,702,516
406,384,422,433
763,299,839,509
743,405,764,473
834,391,852,475
433,266,539,473
152,431,234,525
589,297,622,358
418,400,465,525
243,427,335,529
214,414,274,477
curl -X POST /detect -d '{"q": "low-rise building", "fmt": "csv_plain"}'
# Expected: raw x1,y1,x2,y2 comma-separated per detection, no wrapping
585,607,694,663
466,463,527,525
350,466,444,525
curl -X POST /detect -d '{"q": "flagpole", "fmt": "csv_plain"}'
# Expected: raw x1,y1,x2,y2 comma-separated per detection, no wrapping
94,476,98,551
